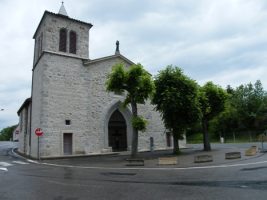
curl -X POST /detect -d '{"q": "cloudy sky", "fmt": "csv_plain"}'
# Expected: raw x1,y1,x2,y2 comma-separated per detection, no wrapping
0,0,267,130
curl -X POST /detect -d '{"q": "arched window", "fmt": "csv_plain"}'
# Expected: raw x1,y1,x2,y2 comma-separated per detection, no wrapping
59,28,67,52
69,31,77,54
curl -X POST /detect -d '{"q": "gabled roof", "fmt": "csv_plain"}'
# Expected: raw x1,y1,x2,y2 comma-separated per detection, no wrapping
33,11,93,39
83,54,135,66
17,98,31,115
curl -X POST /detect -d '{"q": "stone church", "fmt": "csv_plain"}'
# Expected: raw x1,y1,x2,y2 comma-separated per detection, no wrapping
17,4,184,159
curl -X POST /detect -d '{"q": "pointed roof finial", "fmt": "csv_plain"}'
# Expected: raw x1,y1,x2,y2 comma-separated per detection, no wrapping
58,1,68,16
115,40,120,55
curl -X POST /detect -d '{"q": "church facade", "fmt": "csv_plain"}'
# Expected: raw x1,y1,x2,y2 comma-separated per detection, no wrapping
17,5,184,159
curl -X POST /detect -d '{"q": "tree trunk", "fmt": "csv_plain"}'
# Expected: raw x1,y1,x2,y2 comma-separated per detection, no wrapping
131,100,138,158
172,130,180,154
202,118,211,151
249,131,252,142
233,132,236,143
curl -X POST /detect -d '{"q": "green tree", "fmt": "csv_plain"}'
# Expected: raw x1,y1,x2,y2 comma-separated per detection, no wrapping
209,81,267,142
231,80,267,136
0,125,17,141
106,63,154,157
152,66,200,154
209,99,239,141
199,82,227,151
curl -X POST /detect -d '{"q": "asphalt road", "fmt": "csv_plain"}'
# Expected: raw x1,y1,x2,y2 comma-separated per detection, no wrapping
1,142,267,200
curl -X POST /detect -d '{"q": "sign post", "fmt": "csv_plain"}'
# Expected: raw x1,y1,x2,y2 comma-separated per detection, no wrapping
35,128,43,160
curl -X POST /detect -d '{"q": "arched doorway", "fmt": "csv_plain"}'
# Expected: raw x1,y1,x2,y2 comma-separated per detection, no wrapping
108,109,127,151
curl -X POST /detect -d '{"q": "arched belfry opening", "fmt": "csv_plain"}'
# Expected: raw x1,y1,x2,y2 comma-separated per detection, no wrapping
108,109,127,151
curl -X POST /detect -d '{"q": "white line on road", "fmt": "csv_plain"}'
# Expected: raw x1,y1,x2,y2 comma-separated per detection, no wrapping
12,161,29,165
26,159,39,164
0,167,8,172
0,162,13,167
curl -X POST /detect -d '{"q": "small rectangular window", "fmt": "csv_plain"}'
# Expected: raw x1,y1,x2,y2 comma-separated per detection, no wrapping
65,120,71,125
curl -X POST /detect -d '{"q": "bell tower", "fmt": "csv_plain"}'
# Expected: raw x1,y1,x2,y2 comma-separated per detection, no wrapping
32,3,93,65
30,4,93,158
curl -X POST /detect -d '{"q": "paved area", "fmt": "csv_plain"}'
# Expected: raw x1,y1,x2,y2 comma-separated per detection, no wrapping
3,142,267,200
35,142,264,169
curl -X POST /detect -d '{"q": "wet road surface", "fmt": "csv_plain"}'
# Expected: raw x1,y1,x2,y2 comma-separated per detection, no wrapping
1,142,267,200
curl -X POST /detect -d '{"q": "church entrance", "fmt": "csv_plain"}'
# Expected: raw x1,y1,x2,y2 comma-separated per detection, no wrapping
108,110,127,151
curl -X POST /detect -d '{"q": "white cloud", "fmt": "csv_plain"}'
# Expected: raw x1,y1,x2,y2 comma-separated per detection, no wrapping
199,66,267,88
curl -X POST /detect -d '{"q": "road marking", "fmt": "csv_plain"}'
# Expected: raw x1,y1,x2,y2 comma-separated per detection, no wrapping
0,167,8,172
40,159,267,171
12,161,29,165
26,159,39,164
0,162,13,167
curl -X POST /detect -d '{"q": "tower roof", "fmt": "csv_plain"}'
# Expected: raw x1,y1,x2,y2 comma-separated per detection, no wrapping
33,11,93,38
58,2,68,16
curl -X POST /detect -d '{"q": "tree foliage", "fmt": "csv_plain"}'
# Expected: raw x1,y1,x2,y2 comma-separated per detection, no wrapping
106,63,154,157
199,82,228,151
209,99,239,139
106,62,267,153
152,66,200,154
131,116,147,132
232,80,267,130
0,125,17,141
106,63,154,104
210,80,267,141
190,80,267,143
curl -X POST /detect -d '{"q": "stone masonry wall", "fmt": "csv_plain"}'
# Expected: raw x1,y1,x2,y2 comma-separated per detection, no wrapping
35,53,169,157
39,53,91,157
43,14,90,58
86,57,168,152
34,13,90,65
30,11,172,158
31,57,46,158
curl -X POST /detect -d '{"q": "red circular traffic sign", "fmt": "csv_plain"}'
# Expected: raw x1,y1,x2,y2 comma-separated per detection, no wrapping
35,128,43,136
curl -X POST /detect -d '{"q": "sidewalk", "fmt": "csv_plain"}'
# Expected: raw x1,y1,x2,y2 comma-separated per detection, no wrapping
39,143,265,168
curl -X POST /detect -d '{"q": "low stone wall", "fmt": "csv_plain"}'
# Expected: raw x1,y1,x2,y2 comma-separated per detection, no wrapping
158,157,178,165
245,146,258,156
225,152,241,159
194,155,213,163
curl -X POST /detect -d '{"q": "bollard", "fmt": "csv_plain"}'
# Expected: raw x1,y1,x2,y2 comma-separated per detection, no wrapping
150,137,154,152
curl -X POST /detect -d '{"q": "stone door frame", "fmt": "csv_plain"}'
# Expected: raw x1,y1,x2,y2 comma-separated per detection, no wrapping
102,100,133,151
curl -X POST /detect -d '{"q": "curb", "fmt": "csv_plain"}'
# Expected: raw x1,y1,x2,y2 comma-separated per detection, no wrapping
11,148,39,164
10,147,267,171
